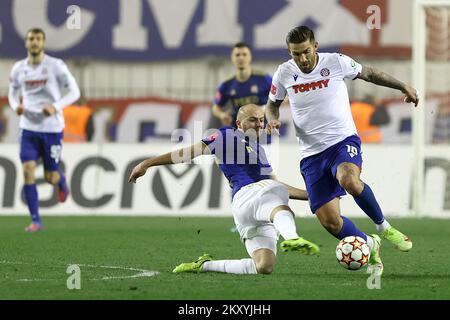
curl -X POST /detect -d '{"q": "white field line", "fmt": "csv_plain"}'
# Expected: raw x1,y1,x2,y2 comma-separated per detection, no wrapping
0,260,159,282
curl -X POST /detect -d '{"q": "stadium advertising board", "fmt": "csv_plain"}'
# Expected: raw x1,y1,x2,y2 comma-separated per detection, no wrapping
0,0,411,60
0,144,449,217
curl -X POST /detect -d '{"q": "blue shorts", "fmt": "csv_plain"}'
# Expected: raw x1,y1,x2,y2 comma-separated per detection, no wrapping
300,135,363,214
20,129,63,171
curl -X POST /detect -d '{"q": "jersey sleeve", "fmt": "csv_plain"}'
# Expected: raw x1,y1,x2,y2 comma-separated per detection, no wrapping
53,59,80,111
8,63,21,111
201,128,228,155
201,127,234,165
268,66,287,102
213,83,228,107
336,53,362,80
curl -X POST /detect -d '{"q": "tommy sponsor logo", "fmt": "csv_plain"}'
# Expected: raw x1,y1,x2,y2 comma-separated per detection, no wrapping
292,79,329,93
25,79,47,89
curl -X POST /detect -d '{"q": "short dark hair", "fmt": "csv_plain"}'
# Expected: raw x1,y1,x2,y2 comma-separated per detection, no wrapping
26,27,46,40
233,42,251,51
286,26,315,45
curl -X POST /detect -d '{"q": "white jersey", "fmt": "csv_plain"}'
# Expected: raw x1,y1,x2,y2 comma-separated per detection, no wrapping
8,54,80,133
269,52,362,160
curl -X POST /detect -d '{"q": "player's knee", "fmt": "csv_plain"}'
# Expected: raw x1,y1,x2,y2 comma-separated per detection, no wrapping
255,261,274,275
321,219,342,235
338,175,362,195
23,164,36,182
45,172,59,185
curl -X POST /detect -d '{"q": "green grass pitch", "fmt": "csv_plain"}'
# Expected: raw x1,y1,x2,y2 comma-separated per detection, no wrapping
0,216,449,299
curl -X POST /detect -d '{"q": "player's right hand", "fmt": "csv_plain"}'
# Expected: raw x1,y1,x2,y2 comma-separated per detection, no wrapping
16,105,24,115
219,112,233,126
128,163,148,183
266,119,281,135
403,85,419,107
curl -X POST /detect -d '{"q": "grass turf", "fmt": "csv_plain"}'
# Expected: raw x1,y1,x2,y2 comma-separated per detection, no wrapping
0,216,449,300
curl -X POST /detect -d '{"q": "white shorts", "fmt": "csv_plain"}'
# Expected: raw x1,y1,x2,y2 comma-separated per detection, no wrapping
245,235,278,256
232,179,289,246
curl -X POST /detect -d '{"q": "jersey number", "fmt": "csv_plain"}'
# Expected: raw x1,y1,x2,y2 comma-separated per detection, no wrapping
50,145,62,163
346,145,358,158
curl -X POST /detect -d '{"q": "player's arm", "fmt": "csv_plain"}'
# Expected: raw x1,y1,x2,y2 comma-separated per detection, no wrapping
212,104,232,126
357,66,419,106
265,99,283,134
8,65,24,115
45,60,81,116
270,175,308,201
128,141,210,183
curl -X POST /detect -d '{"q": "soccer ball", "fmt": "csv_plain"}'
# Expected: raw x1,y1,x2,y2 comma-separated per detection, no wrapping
336,236,370,270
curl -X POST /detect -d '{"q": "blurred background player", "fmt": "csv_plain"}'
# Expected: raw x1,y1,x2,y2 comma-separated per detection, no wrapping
350,94,391,144
63,94,94,143
129,104,319,275
266,26,418,275
209,42,272,128
8,28,80,232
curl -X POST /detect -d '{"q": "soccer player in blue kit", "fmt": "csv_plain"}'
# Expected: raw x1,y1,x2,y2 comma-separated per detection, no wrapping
210,42,272,127
266,26,418,275
8,28,80,232
129,104,319,275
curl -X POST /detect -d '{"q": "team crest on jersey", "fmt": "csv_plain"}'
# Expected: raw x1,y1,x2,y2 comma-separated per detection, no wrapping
320,68,330,77
293,74,298,81
250,85,258,93
230,89,236,96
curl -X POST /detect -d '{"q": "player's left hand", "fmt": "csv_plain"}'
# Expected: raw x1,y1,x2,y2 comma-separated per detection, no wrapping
402,86,419,107
43,105,57,116
128,163,148,183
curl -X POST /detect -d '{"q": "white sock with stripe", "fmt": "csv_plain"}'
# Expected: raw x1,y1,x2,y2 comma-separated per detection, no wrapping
201,259,257,274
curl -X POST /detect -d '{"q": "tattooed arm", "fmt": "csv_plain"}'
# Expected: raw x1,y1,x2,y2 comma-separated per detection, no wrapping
265,99,284,134
357,66,419,107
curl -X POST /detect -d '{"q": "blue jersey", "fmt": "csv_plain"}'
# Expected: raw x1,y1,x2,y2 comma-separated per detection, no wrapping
213,71,272,123
202,127,273,197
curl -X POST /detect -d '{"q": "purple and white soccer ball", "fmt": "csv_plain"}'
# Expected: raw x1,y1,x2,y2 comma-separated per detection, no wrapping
336,236,370,270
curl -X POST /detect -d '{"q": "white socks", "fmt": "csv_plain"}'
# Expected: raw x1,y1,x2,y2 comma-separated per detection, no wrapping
366,235,375,251
375,219,391,233
201,259,257,274
273,210,299,240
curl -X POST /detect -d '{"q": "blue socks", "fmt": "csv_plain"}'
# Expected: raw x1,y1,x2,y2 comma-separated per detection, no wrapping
58,171,67,190
353,183,385,225
336,216,367,241
24,184,40,224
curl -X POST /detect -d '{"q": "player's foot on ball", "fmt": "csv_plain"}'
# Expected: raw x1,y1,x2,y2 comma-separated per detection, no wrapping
25,223,43,232
57,183,70,203
380,226,412,252
172,253,212,273
280,237,320,255
367,234,383,276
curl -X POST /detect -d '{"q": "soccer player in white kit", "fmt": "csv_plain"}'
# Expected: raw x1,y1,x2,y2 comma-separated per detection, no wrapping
265,26,418,275
8,28,80,232
129,104,319,275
